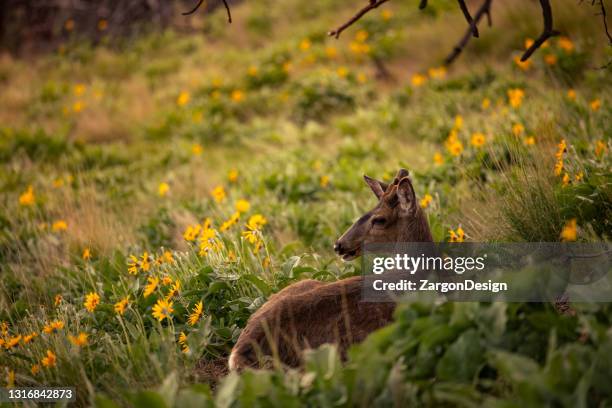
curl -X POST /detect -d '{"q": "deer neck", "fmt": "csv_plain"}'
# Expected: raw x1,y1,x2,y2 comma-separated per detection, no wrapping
397,208,434,242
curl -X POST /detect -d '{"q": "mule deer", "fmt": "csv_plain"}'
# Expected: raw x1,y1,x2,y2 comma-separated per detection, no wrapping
228,169,433,370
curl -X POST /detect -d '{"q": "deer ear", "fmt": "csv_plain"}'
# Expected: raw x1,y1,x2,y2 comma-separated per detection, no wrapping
364,175,388,199
392,168,410,185
397,176,416,214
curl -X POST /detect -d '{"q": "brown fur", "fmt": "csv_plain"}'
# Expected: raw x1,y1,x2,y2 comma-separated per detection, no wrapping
229,169,433,370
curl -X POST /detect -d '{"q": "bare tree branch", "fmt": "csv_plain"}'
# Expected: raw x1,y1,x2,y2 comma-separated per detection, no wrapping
520,0,559,61
328,0,389,39
457,0,479,37
444,0,492,65
183,0,232,23
182,0,204,16
597,0,612,44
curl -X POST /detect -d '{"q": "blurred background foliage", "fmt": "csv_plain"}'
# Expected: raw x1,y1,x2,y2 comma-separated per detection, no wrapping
0,0,610,406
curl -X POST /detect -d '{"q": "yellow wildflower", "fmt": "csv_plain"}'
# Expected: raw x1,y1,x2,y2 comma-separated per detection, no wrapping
481,98,491,109
574,172,584,182
419,194,433,209
31,364,40,375
211,185,226,203
158,182,170,197
74,83,86,96
524,136,536,146
507,88,525,108
235,199,251,213
453,115,463,129
192,143,203,156
325,46,338,59
560,219,577,241
188,301,204,326
152,299,174,322
82,248,91,260
514,56,532,70
299,39,311,51
183,224,202,242
247,65,258,76
19,186,35,206
554,160,564,176
5,335,21,350
428,66,447,79
381,9,393,20
228,169,239,183
52,220,68,232
178,332,189,353
595,140,607,157
73,101,85,113
470,132,486,147
231,90,244,102
320,175,330,188
590,98,601,112
544,54,557,65
54,294,63,306
143,276,160,298
22,332,37,345
68,332,88,347
434,152,444,165
41,350,57,368
337,66,348,78
84,292,100,312
567,89,576,101
512,123,525,137
524,38,535,49
140,252,151,272
355,30,369,42
166,280,181,299
558,36,574,53
43,320,64,335
220,212,241,232
114,296,129,315
247,214,267,230
411,73,427,87
127,255,140,274
177,91,190,107
562,173,571,186
449,227,465,242
447,140,463,157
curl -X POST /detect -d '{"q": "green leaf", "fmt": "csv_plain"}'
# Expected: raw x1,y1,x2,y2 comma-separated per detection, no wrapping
130,391,168,408
436,329,484,382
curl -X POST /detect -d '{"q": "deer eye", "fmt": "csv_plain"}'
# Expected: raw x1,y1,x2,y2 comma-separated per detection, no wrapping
372,217,387,226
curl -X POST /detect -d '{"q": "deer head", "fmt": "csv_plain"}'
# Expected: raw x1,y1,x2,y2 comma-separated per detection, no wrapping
334,169,433,260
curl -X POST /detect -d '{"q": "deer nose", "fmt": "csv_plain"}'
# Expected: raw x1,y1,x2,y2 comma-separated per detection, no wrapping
334,241,343,254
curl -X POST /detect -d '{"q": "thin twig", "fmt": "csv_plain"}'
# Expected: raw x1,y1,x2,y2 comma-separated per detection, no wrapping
222,0,232,23
183,0,232,23
520,0,560,61
444,0,492,65
328,0,389,39
598,0,612,44
182,0,204,16
457,0,479,37
419,0,428,10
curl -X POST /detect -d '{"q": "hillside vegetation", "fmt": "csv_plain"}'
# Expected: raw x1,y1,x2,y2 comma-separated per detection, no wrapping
0,0,611,406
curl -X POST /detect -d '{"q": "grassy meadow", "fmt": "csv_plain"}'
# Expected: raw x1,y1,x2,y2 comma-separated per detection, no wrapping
1,0,611,405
